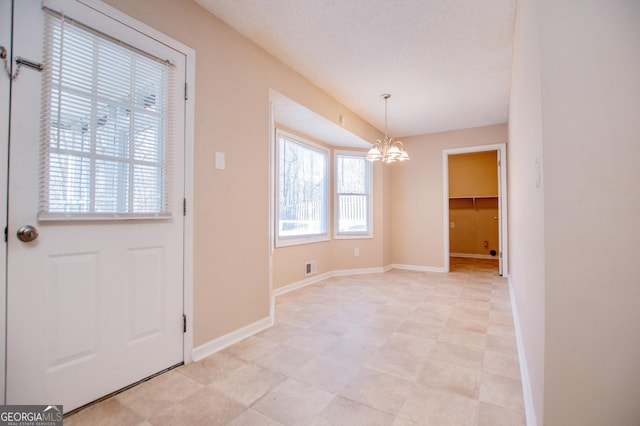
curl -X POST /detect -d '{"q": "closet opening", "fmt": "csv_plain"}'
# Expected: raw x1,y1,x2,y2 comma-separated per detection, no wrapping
442,144,507,276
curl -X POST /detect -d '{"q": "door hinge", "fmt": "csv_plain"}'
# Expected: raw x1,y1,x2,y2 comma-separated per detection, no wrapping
183,198,186,216
499,251,503,259
183,314,187,333
184,83,188,100
4,226,7,243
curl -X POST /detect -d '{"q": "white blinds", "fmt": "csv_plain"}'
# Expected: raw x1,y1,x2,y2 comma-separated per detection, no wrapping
39,10,173,219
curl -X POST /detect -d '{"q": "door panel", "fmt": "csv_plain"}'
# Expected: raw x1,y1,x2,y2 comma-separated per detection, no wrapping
6,0,185,410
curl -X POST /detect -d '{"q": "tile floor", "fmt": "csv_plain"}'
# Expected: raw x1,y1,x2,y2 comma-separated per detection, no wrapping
66,258,525,425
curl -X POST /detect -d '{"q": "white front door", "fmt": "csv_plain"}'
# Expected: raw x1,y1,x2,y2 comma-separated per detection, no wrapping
6,0,186,411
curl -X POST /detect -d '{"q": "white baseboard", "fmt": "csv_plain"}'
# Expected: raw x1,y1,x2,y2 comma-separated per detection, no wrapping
509,275,538,426
391,263,446,273
272,271,333,297
450,253,498,260
192,315,274,362
333,266,388,276
272,266,391,297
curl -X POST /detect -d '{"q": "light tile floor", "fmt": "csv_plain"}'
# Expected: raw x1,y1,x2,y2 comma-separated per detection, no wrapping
66,258,525,425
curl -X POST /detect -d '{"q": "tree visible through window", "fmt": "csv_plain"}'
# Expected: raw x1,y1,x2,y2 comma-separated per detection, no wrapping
336,152,372,236
277,132,328,243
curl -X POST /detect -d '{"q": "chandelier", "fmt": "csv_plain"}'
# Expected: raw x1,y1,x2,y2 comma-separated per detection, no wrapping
365,94,410,163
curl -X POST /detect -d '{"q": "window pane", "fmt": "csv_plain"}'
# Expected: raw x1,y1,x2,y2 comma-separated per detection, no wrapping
133,164,163,213
337,155,366,194
336,153,371,236
278,136,328,238
338,194,368,233
48,153,91,213
40,11,172,218
95,103,130,158
95,159,130,212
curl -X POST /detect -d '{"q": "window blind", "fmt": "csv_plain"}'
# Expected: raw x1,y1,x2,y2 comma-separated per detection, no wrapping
39,10,174,220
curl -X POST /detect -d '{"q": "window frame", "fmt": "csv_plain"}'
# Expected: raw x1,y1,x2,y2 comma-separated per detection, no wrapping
334,150,373,239
275,129,330,247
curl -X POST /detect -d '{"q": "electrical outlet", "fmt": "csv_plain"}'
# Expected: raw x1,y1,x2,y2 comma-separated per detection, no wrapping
354,248,360,257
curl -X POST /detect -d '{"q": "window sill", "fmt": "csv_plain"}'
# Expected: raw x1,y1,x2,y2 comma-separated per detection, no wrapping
38,212,173,222
275,235,330,248
334,233,374,240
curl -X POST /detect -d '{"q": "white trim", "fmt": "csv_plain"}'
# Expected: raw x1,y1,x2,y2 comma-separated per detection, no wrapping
509,275,538,426
442,152,451,273
450,253,499,260
273,271,333,296
268,96,276,321
333,150,374,239
442,143,508,276
333,266,387,276
192,316,274,362
273,266,392,297
0,0,9,404
391,264,446,273
182,49,196,365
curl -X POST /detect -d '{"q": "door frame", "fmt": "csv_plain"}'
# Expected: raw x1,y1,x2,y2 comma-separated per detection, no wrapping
0,0,12,405
442,143,508,275
1,0,196,404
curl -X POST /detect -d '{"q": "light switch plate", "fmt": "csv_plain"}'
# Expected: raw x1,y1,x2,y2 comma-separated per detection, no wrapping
215,152,225,170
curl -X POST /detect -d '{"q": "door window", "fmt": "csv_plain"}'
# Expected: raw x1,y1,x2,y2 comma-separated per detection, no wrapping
40,11,174,219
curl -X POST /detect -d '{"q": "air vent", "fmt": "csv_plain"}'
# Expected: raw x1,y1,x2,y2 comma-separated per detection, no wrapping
305,261,317,276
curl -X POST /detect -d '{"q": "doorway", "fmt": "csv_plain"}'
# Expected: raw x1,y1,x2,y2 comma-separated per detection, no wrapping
2,0,195,411
442,144,507,275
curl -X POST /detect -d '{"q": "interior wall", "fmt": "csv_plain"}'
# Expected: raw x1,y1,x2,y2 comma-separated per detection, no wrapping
448,151,498,197
538,0,640,424
507,0,546,422
391,124,507,269
102,0,383,347
449,200,499,256
448,151,499,256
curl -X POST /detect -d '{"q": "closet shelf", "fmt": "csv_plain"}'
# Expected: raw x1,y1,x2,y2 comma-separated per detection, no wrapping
448,195,498,199
449,195,498,209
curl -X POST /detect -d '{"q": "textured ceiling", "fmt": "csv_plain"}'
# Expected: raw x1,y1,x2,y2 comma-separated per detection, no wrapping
195,0,516,140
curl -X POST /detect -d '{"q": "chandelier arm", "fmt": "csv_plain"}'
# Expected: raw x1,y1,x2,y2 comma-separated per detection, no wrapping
369,93,409,163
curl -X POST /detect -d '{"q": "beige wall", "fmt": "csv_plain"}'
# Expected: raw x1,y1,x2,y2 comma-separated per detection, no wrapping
507,0,546,420
539,0,640,424
103,0,383,347
449,202,499,255
448,151,498,197
391,124,507,268
510,0,640,424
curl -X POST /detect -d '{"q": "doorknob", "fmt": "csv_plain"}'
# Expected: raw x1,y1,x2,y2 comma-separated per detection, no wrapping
17,225,39,242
